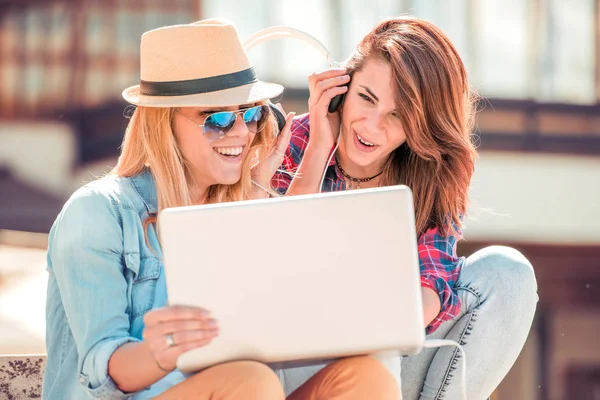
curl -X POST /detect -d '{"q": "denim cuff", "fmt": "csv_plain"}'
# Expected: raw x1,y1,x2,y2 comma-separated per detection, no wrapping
79,336,141,399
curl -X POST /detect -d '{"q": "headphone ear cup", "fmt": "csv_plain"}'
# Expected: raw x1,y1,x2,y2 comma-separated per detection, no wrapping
328,93,345,113
268,102,287,136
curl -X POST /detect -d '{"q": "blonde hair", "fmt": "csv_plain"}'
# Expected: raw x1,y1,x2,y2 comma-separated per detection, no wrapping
110,103,278,232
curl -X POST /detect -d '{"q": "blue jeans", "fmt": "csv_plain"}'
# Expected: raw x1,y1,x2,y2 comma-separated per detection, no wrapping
401,246,538,400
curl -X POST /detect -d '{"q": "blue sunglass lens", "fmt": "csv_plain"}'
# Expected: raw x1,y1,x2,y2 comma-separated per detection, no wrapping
243,106,264,123
202,106,267,139
207,112,236,128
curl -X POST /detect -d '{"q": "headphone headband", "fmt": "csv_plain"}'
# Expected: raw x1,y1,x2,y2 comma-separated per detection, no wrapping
243,26,337,67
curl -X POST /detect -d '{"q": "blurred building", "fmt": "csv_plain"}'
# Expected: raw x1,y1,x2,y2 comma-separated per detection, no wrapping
0,1,599,399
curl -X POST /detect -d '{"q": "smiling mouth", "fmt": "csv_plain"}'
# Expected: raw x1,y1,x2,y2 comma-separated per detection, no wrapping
213,146,244,158
356,133,376,147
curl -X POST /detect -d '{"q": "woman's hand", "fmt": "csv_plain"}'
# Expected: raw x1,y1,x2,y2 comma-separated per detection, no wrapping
142,305,219,372
251,105,295,197
282,69,349,196
307,68,350,150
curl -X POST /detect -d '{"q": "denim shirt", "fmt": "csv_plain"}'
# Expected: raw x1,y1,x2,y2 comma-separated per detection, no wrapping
43,169,400,399
43,170,190,399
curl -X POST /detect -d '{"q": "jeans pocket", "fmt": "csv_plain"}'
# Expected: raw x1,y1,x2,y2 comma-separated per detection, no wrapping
451,285,481,322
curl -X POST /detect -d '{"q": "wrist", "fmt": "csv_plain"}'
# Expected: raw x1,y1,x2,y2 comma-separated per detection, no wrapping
305,140,333,158
251,183,272,199
154,358,174,373
142,340,175,374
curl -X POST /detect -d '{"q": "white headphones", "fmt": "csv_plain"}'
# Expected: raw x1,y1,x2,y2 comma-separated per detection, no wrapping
244,26,338,67
244,26,341,193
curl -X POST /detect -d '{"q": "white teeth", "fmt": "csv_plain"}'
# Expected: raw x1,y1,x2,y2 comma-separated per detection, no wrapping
357,134,375,146
215,146,243,156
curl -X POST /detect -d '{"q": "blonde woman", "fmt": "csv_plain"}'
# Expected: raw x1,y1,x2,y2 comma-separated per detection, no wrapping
43,20,399,400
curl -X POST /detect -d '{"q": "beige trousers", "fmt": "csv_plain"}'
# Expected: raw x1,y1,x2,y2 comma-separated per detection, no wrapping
155,356,399,400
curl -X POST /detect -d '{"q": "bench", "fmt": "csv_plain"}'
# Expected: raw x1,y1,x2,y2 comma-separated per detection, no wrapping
0,355,46,399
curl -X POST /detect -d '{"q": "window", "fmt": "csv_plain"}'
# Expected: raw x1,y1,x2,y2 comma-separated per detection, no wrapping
202,0,600,105
464,0,530,99
537,0,596,103
0,0,199,118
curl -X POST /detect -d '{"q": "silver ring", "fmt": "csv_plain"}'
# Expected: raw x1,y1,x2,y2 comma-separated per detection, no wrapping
274,150,285,158
165,334,175,347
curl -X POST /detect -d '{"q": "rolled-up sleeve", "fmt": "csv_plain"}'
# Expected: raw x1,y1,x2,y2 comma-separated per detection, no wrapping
418,227,464,334
48,187,139,399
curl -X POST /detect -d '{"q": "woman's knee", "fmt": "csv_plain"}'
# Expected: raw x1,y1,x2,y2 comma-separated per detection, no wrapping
335,356,399,396
230,361,284,397
464,245,538,303
210,361,284,399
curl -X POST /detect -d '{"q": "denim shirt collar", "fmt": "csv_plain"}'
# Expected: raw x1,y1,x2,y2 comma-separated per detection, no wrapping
130,169,158,214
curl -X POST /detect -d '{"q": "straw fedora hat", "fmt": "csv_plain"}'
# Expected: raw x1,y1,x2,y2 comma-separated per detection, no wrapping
122,19,284,107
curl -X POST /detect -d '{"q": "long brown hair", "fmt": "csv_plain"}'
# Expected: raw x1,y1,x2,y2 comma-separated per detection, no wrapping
344,16,478,237
110,103,278,233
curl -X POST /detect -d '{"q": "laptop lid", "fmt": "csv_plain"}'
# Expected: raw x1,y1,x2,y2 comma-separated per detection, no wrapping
159,185,424,372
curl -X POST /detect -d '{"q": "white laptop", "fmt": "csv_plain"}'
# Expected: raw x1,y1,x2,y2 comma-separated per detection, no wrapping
159,185,424,373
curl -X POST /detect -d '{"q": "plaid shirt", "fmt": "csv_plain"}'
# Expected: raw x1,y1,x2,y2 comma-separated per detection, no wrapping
272,113,464,334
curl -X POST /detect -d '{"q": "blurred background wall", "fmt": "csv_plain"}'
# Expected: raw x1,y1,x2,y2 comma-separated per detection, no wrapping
0,1,599,399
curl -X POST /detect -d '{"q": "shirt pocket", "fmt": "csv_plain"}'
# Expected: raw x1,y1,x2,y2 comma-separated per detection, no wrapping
125,253,162,318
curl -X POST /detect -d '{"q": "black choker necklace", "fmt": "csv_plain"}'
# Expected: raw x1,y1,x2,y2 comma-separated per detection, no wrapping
336,161,384,189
